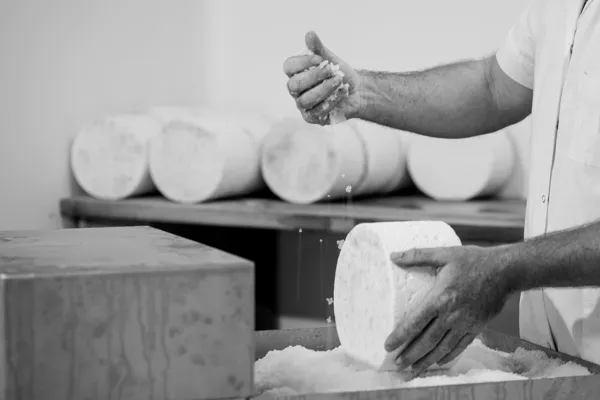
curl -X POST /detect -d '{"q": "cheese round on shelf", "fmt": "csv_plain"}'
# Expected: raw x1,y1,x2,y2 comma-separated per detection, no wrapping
70,114,162,200
350,120,412,196
333,221,462,371
407,133,515,201
149,106,272,144
261,117,365,204
148,114,263,204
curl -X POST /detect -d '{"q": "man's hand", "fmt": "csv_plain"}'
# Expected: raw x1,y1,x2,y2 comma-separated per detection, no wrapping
384,245,514,376
283,31,361,125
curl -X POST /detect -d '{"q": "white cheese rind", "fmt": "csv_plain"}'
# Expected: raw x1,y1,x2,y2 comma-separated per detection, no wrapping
260,117,365,204
70,114,162,200
148,114,263,204
333,221,462,371
261,117,416,204
407,132,515,201
350,120,412,196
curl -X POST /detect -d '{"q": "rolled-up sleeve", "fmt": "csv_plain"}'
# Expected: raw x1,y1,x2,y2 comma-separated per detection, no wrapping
496,1,541,90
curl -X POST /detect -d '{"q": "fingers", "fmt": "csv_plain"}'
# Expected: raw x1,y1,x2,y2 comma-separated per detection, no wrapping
285,30,349,125
296,75,344,110
410,330,465,374
283,54,323,77
300,84,349,125
390,247,449,268
287,63,334,95
437,332,477,367
308,84,349,119
394,317,448,371
384,302,438,353
301,110,329,125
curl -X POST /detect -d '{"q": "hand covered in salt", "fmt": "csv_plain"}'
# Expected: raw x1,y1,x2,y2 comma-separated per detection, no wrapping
384,245,514,376
283,31,361,125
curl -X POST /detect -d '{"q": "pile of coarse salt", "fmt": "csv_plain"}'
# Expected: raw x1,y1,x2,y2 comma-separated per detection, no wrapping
254,338,591,396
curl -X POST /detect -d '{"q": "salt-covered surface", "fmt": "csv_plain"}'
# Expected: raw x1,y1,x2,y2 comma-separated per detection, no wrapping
255,339,591,396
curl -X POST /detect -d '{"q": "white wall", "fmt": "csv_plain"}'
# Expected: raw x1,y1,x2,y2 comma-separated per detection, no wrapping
0,0,531,230
201,0,532,199
0,0,209,230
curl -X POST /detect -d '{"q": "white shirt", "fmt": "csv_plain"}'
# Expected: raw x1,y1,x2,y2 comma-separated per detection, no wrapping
496,0,600,363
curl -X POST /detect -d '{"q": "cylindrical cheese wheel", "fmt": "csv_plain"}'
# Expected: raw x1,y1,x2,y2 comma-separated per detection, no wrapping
70,114,162,200
333,221,462,371
350,120,412,196
148,114,263,204
407,132,515,201
149,106,273,149
260,117,366,204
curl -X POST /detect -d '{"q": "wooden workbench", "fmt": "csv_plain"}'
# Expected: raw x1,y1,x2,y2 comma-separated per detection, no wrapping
59,195,527,332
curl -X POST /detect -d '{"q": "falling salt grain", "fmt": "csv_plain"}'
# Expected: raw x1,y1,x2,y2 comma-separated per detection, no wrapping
299,229,303,233
320,239,323,243
337,239,345,250
345,185,352,193
326,297,334,305
326,317,332,323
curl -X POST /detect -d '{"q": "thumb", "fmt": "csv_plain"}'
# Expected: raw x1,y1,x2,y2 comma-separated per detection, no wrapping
305,31,334,59
390,248,447,268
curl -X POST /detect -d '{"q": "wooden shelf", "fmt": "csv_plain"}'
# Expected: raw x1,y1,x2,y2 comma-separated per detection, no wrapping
60,195,526,243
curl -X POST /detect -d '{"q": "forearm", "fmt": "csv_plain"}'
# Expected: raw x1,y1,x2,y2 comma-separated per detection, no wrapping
352,57,517,139
501,221,600,292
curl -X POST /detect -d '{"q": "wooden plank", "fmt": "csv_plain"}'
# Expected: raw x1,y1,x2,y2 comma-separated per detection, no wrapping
252,327,600,400
0,226,255,400
253,377,600,400
60,196,526,243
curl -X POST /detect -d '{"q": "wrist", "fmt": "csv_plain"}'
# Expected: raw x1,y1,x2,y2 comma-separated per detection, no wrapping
348,70,369,120
490,242,529,295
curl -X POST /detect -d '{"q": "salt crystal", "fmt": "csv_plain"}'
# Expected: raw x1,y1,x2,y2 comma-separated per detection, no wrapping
326,297,334,305
337,240,345,249
318,60,329,69
326,317,332,323
345,185,352,193
299,229,302,233
320,239,323,243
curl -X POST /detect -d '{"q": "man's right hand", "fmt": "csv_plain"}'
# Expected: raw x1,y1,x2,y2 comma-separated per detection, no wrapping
283,31,361,125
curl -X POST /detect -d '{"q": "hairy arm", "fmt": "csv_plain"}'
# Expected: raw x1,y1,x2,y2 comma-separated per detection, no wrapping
352,55,533,139
501,221,600,292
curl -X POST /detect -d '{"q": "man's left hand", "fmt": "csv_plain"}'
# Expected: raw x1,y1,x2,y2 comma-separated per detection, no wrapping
384,245,515,376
